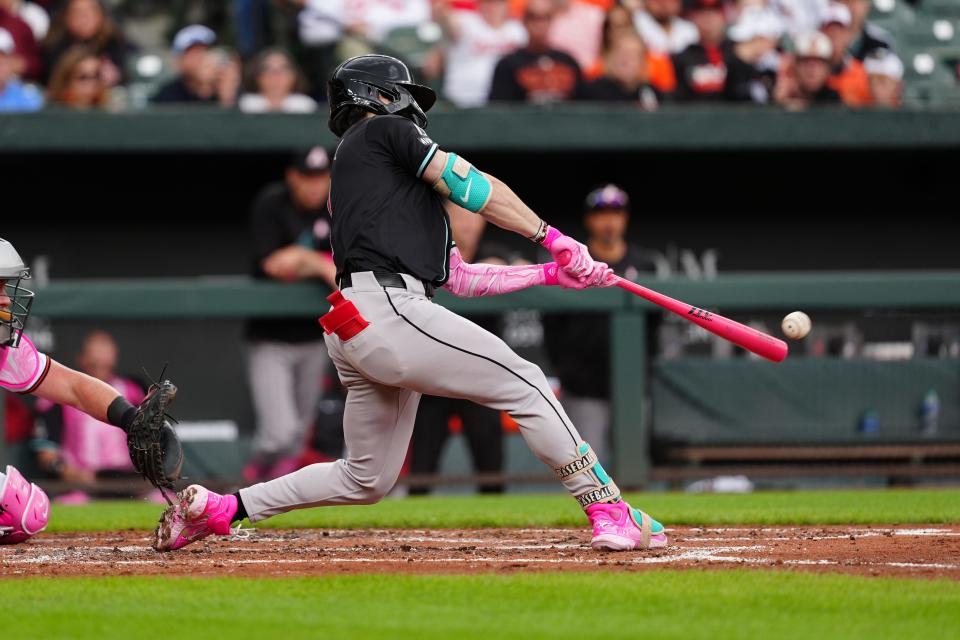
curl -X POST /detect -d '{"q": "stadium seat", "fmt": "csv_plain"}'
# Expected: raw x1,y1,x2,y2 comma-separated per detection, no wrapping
898,17,959,48
870,0,916,28
917,0,960,20
126,51,176,109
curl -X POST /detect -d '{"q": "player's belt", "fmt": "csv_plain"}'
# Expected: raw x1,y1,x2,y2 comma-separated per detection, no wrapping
339,272,435,298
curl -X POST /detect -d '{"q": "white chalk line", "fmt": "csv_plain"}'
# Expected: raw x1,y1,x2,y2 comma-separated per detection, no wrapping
7,556,959,571
690,527,958,536
7,540,960,572
6,528,960,574
24,527,958,549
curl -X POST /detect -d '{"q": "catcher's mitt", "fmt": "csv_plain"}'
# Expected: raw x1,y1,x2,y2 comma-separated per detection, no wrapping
127,379,184,505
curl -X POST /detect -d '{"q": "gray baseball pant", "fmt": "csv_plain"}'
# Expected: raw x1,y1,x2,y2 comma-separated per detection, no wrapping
240,272,610,522
247,340,329,462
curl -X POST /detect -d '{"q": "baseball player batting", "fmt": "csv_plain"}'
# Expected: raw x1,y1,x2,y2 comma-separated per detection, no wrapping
154,54,667,553
0,238,183,544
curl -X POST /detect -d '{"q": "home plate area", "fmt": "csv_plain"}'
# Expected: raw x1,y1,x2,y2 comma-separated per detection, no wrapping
3,526,959,579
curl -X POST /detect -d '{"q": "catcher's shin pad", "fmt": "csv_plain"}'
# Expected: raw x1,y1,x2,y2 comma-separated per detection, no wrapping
127,379,184,504
0,465,50,544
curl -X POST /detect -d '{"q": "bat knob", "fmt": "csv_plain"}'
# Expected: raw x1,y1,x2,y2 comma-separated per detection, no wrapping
557,250,571,267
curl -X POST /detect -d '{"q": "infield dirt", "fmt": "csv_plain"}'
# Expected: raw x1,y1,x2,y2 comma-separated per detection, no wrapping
3,525,958,580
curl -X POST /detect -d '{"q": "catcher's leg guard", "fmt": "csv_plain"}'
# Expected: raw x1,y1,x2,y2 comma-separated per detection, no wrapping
553,443,621,509
0,465,50,544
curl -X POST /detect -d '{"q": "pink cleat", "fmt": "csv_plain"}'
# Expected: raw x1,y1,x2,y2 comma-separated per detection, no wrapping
153,484,238,552
586,501,668,551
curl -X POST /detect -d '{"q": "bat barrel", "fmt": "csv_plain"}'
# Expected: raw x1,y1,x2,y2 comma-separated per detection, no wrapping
616,279,787,362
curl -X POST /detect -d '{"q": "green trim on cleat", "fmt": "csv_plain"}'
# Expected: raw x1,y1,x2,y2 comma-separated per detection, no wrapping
632,508,664,534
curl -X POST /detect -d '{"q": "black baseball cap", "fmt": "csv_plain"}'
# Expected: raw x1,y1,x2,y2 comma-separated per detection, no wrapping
291,146,331,174
584,184,630,213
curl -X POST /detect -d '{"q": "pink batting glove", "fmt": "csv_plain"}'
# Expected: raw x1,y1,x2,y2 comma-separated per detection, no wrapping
543,262,618,289
591,263,618,288
539,226,595,278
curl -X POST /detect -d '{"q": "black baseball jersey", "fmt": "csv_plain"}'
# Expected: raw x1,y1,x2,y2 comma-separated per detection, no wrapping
245,181,333,343
672,43,729,102
330,114,451,285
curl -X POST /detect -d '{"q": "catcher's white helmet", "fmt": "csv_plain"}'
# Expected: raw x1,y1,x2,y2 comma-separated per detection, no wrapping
0,238,34,348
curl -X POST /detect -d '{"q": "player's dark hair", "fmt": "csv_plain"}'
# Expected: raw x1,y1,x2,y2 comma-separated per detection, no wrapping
331,105,373,137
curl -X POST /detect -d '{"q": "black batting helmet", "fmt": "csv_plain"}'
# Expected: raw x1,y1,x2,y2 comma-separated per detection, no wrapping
327,54,437,137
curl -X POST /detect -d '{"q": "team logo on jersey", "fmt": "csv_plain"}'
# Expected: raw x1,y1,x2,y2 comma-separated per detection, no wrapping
413,124,433,147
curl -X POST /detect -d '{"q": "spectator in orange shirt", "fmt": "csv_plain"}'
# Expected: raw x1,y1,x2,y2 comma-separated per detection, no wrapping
584,3,676,92
821,2,869,107
579,30,659,109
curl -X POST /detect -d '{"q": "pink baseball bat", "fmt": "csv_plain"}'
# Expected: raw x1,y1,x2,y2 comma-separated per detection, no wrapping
557,252,787,362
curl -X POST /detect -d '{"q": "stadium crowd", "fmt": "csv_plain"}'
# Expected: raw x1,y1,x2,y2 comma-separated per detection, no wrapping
0,0,906,113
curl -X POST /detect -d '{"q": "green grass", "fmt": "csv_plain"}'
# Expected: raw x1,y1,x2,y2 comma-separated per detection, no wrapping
45,488,960,532
3,571,958,640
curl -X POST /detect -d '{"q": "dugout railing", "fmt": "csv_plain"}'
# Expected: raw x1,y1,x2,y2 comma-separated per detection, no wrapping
1,271,958,492
2,107,960,152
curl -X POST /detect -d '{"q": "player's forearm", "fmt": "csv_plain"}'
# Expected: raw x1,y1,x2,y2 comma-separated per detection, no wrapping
299,250,338,287
477,174,542,239
443,246,555,297
33,361,119,422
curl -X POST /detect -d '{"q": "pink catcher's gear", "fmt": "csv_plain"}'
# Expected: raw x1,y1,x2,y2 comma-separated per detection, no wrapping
586,500,668,551
0,465,51,544
0,333,50,393
153,484,238,551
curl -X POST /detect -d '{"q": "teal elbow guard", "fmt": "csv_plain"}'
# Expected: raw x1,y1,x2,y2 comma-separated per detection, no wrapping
432,153,492,213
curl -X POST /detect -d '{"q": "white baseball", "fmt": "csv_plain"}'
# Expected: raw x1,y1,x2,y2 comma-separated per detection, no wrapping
781,311,811,340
